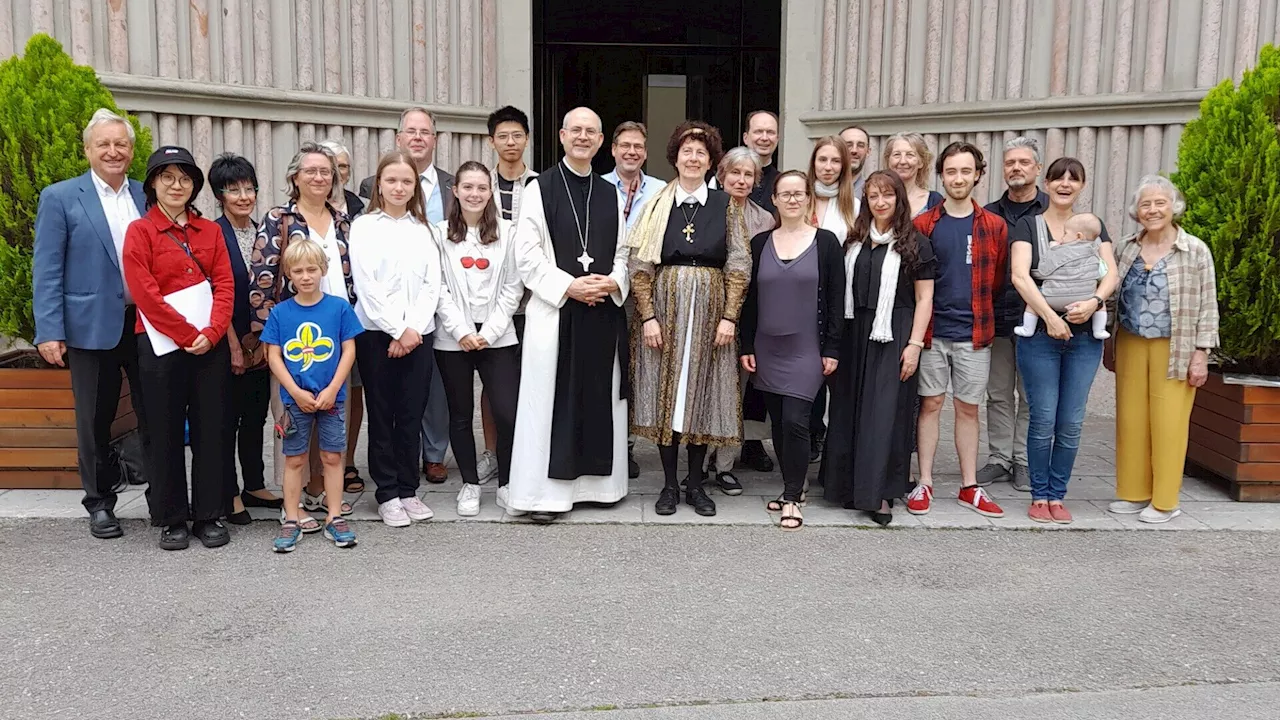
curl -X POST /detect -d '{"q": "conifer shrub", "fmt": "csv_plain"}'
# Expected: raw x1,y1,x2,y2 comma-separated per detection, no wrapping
1172,45,1280,376
0,34,151,344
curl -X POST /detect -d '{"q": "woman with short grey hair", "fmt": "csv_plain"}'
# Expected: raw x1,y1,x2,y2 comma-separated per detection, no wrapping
247,142,360,528
319,139,365,218
1106,174,1219,524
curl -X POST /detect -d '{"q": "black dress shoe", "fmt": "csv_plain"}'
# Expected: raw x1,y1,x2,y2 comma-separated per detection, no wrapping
159,523,190,551
628,452,640,479
89,510,123,539
225,509,253,526
685,485,717,516
529,511,559,524
241,491,283,509
713,471,744,496
739,440,774,472
868,511,892,527
654,486,680,515
192,520,230,548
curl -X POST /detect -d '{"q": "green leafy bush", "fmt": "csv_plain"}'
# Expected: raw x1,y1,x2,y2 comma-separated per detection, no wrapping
1172,44,1280,376
0,34,151,343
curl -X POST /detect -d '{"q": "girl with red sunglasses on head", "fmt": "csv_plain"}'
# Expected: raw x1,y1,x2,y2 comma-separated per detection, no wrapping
433,161,525,517
348,150,449,527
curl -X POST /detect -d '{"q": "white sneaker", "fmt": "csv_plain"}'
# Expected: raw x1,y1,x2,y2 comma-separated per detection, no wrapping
378,499,411,527
495,486,526,516
400,496,434,521
476,450,498,485
1108,500,1150,515
1138,505,1182,524
457,484,482,517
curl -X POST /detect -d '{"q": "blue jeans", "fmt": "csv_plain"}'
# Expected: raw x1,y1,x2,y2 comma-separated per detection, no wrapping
1015,329,1102,501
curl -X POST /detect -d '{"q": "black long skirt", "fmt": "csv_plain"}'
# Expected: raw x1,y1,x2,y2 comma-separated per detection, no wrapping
819,309,918,511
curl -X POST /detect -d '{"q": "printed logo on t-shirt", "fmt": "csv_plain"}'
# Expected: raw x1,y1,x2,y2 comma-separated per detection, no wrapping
965,235,973,265
283,321,334,371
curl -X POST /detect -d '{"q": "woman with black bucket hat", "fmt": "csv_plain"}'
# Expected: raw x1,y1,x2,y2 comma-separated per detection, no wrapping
123,146,237,551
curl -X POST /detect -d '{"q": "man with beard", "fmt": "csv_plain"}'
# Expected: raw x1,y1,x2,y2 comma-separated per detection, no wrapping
603,121,663,229
743,110,780,212
504,107,631,523
909,142,1008,519
840,124,870,200
979,136,1047,492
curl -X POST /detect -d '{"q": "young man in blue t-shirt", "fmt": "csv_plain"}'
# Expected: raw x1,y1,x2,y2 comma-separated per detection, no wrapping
262,238,363,552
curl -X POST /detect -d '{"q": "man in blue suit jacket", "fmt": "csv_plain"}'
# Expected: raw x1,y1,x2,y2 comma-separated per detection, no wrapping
33,109,150,540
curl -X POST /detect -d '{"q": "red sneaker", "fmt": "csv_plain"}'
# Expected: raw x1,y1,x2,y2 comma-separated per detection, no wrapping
1027,502,1052,523
957,485,1004,518
906,484,933,515
1049,503,1073,524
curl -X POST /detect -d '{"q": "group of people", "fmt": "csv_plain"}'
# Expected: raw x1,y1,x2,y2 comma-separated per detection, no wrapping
32,100,1221,551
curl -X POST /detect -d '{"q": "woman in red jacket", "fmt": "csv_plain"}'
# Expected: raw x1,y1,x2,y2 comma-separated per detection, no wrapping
123,146,236,551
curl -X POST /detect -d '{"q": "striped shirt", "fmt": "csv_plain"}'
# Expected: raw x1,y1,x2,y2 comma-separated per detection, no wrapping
1111,227,1219,380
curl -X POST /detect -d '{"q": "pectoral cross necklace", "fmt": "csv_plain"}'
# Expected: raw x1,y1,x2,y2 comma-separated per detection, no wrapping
559,165,594,272
680,201,700,243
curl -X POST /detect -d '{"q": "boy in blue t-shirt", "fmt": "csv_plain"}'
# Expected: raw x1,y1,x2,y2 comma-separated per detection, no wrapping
261,238,363,553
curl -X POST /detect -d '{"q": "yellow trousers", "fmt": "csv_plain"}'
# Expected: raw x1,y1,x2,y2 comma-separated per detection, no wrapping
1114,329,1197,511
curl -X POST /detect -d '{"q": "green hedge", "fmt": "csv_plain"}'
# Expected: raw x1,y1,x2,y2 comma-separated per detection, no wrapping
1171,45,1280,376
0,34,151,344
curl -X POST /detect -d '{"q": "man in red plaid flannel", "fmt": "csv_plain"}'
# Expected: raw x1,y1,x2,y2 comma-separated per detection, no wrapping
908,142,1008,519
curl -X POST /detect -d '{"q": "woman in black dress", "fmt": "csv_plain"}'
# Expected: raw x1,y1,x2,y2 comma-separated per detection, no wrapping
820,170,936,526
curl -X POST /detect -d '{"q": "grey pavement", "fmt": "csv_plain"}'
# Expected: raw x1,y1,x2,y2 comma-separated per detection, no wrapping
3,523,1279,720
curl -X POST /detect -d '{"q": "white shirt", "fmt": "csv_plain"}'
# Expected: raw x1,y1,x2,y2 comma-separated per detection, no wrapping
91,171,140,302
675,182,709,207
419,164,439,196
308,225,347,298
458,229,497,322
348,210,443,338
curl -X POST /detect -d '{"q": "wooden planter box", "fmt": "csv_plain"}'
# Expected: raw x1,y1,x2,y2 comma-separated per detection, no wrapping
0,353,137,489
1187,371,1280,501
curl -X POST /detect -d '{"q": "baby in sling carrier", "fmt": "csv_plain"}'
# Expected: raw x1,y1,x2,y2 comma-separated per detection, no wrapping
1015,212,1110,340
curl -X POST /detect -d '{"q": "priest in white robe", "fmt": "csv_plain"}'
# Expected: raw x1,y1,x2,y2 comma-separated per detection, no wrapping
501,107,631,523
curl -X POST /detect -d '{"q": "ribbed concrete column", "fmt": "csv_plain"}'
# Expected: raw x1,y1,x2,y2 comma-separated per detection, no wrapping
1005,0,1026,99
435,0,452,171
252,0,273,204
0,0,12,59
888,0,907,106
221,0,243,155
460,0,476,163
842,0,861,109
976,0,997,101
351,0,371,184
865,0,885,107
30,0,53,34
481,0,497,106
1235,0,1261,79
323,0,340,94
411,0,427,101
189,0,213,213
377,0,393,99
296,0,313,90
921,0,942,104
69,0,93,64
948,0,969,102
819,0,836,110
1107,0,1136,232
1196,0,1222,86
155,0,179,78
1143,0,1170,177
106,0,129,72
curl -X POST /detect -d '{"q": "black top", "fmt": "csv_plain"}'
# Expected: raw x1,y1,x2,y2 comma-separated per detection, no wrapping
1010,214,1112,274
749,162,781,214
852,231,937,310
215,215,253,338
497,175,516,220
661,190,731,268
740,228,846,360
984,189,1047,336
343,189,365,220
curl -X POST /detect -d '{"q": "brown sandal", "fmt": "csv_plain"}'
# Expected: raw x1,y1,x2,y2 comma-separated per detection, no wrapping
780,501,803,531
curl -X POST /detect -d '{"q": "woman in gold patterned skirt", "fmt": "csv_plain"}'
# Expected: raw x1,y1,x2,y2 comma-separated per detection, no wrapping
628,121,751,518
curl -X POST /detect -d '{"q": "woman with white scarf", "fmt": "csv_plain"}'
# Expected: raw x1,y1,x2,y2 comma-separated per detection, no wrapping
818,170,936,527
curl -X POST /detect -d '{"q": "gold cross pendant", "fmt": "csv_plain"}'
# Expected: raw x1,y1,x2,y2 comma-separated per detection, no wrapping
682,223,695,242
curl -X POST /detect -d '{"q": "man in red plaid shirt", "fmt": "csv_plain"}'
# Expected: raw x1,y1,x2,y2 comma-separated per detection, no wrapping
908,142,1008,519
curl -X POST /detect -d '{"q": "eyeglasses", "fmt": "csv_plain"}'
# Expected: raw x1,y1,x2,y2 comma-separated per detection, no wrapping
158,174,193,188
494,132,526,143
776,191,808,202
400,129,436,138
299,167,333,179
222,186,257,198
614,142,645,153
460,256,490,270
566,127,600,138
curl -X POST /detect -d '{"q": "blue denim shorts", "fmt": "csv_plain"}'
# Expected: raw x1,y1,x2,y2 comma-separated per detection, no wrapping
281,401,346,456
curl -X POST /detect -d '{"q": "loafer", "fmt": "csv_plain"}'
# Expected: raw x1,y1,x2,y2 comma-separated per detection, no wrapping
89,509,123,539
975,463,1011,487
654,486,680,515
225,509,253,526
628,452,640,479
423,462,448,484
159,522,190,551
1011,465,1031,492
241,491,283,509
713,471,744,496
684,485,717,516
192,520,230,548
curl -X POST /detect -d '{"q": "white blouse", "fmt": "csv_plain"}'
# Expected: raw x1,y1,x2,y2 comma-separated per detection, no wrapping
309,224,348,299
348,210,446,339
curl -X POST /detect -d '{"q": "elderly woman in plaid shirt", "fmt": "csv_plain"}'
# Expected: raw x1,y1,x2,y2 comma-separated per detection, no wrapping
1105,175,1219,524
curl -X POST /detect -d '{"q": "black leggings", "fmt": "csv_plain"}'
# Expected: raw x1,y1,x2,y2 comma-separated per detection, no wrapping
435,344,520,487
657,433,707,491
763,391,812,502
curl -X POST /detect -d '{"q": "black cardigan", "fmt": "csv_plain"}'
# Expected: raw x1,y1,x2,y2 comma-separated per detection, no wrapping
216,215,254,339
739,228,846,360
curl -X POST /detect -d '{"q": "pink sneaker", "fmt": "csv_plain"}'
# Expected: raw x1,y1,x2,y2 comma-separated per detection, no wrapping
378,499,410,528
400,496,434,521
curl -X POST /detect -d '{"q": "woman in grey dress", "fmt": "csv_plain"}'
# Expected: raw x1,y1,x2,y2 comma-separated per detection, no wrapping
739,171,846,530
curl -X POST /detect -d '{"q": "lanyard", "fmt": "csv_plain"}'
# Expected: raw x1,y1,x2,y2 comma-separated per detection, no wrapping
163,228,212,283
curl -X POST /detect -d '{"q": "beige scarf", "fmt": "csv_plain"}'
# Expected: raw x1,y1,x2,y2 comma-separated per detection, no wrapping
625,180,680,265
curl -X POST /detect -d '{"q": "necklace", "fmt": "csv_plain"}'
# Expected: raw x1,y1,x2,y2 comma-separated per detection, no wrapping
559,165,594,272
680,201,700,243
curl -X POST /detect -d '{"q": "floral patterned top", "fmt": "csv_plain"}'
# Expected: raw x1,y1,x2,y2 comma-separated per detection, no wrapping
248,200,355,335
1119,256,1172,339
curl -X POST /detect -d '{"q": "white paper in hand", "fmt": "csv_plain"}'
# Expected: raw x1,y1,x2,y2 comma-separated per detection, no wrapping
138,280,214,356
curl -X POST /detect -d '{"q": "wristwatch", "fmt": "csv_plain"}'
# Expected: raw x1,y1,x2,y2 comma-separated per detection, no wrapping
1091,295,1104,308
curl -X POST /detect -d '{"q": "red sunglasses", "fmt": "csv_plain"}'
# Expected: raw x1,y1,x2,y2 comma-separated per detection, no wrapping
460,256,490,270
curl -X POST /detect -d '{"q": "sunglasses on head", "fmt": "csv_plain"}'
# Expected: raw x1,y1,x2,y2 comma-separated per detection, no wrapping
460,256,490,270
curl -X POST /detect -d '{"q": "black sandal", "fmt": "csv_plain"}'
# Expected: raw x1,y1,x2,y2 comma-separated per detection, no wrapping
766,490,807,512
344,466,365,494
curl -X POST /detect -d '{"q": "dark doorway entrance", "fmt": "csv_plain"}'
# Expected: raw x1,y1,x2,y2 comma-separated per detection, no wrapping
532,0,782,178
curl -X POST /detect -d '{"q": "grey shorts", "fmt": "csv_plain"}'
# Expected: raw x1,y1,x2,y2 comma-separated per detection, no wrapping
918,339,991,405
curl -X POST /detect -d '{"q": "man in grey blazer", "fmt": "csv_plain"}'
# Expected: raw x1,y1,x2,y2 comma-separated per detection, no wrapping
357,106,455,482
33,109,150,540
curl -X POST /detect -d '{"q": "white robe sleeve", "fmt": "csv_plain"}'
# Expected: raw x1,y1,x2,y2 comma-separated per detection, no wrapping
608,200,630,306
348,216,408,339
514,179,575,309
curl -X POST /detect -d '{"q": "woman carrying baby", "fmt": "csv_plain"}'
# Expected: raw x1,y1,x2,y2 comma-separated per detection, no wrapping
1009,157,1118,524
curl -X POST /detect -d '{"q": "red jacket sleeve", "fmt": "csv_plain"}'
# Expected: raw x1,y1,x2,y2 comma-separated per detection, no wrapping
123,222,202,348
202,226,236,345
